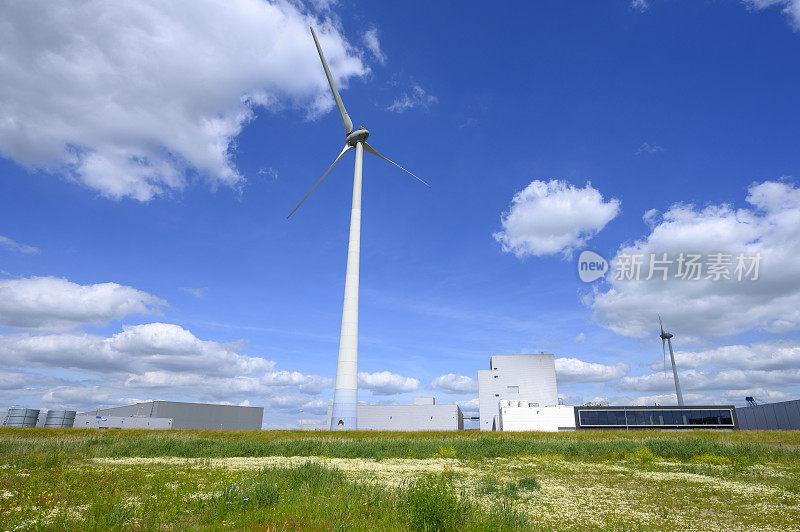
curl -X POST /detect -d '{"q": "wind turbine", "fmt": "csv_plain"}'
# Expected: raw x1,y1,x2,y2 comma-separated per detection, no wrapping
287,27,429,431
659,316,684,406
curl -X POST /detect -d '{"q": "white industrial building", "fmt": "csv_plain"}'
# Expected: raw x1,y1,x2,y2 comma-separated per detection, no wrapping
302,397,464,431
498,401,576,432
478,354,559,431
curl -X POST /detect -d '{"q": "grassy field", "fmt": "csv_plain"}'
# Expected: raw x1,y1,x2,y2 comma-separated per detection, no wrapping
1,428,799,530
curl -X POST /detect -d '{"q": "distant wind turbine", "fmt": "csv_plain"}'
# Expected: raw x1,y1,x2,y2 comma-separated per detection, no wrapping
287,27,429,431
659,316,684,406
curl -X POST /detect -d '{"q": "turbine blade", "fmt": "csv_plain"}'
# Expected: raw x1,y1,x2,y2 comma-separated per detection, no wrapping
310,27,353,135
363,142,430,187
659,315,665,335
286,144,353,219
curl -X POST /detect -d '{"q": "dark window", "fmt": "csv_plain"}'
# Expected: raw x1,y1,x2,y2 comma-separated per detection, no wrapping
578,407,735,429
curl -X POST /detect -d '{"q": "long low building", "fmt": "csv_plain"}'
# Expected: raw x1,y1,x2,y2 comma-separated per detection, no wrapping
574,405,738,430
81,400,264,430
302,398,464,431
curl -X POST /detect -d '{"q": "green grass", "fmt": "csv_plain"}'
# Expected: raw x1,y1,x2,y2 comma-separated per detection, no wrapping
1,428,799,530
1,427,798,463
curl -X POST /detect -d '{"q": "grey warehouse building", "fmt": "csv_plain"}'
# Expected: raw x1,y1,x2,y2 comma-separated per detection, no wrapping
80,401,264,430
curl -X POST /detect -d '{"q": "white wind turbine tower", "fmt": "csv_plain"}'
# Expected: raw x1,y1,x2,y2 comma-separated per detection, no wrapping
659,316,684,406
287,27,429,431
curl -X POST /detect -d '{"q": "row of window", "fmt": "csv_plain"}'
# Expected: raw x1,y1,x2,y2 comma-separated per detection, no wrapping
578,409,735,427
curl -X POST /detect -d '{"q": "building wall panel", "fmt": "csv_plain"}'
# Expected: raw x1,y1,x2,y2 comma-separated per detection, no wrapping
735,400,800,431
81,401,263,431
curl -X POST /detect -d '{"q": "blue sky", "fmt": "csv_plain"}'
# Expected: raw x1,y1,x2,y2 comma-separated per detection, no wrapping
1,0,800,428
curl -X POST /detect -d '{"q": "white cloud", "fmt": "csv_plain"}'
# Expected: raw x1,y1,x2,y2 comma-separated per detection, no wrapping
180,287,207,299
0,371,30,390
555,357,629,383
494,180,620,258
589,180,800,338
430,373,478,394
124,368,330,397
628,392,722,406
0,323,272,376
1,322,332,412
573,332,586,344
263,394,329,415
744,0,800,30
631,0,649,12
719,388,795,403
636,142,663,154
362,27,386,66
41,386,143,410
649,341,800,371
0,236,38,254
457,397,479,412
387,83,438,113
0,0,368,200
619,367,800,393
261,371,332,395
358,371,420,395
0,276,165,331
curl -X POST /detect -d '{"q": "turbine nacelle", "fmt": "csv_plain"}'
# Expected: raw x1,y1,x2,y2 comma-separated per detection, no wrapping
346,128,369,146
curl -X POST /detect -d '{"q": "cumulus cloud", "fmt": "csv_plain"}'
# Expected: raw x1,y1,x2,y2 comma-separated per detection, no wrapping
0,323,272,376
358,371,420,395
41,386,143,410
261,371,332,395
125,369,330,397
0,276,165,332
362,27,386,65
619,367,800,393
0,0,368,200
387,83,438,113
494,180,620,258
457,398,479,412
430,373,478,394
555,357,629,383
573,333,586,344
589,180,800,338
1,322,332,412
745,0,800,30
649,341,800,372
0,235,38,254
627,392,722,406
262,394,329,415
0,371,30,391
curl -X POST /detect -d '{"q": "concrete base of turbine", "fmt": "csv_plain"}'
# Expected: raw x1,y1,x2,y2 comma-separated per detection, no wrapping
330,388,357,430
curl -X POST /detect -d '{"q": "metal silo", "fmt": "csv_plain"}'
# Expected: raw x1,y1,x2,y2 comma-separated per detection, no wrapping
44,410,76,428
6,408,40,427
